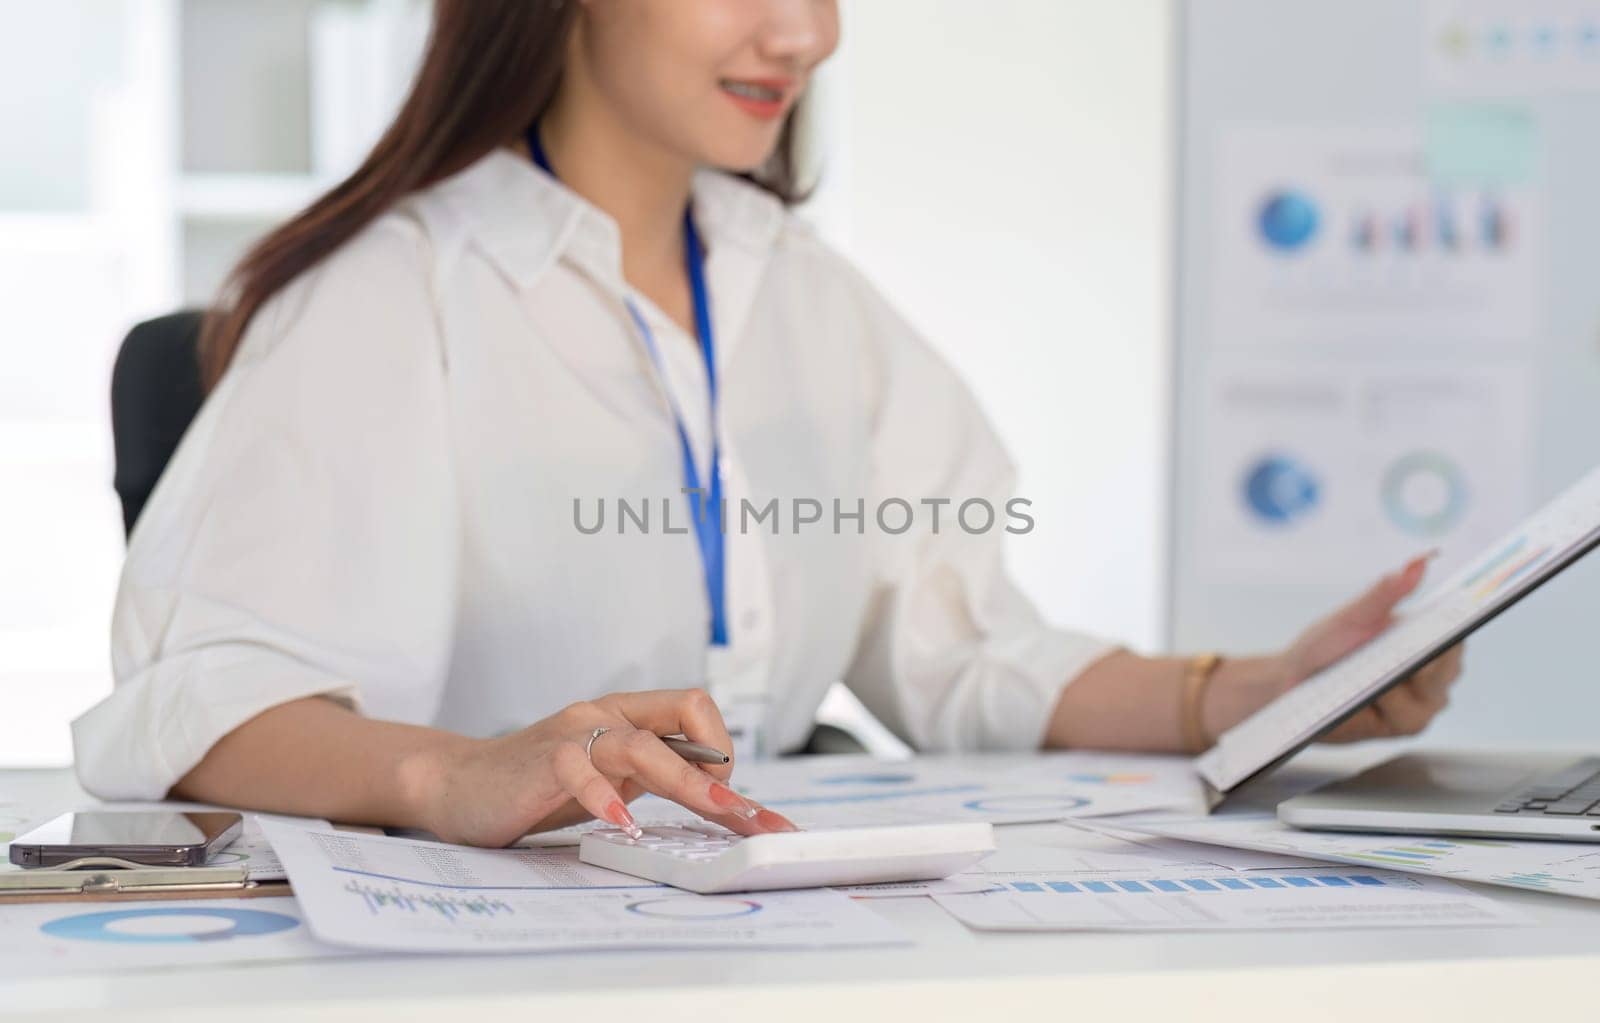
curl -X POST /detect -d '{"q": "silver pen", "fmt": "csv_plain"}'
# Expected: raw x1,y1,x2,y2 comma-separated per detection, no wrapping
662,736,732,766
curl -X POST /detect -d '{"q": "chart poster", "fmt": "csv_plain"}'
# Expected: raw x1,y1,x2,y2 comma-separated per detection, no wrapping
1425,0,1600,96
1208,123,1542,350
1193,358,1534,587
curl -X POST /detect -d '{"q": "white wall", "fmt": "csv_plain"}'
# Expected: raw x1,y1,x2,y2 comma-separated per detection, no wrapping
827,0,1174,651
0,0,174,768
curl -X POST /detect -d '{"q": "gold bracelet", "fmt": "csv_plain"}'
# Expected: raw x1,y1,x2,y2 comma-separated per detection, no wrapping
1180,652,1224,754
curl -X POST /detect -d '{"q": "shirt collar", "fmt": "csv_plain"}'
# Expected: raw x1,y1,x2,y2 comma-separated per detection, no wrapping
432,148,786,296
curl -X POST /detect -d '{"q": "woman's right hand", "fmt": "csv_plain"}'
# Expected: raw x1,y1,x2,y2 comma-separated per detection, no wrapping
404,688,797,847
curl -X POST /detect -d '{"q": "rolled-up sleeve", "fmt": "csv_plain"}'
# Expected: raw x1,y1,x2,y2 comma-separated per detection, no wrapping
73,216,459,800
840,278,1116,753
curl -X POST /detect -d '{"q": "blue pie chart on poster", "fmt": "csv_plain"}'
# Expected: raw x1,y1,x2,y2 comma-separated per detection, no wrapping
41,907,298,943
1258,190,1321,252
1243,455,1320,525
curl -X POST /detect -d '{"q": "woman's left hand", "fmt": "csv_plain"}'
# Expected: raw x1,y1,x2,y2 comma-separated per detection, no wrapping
1270,552,1465,742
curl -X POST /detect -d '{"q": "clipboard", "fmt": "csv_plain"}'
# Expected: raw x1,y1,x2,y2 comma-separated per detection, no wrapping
0,856,291,905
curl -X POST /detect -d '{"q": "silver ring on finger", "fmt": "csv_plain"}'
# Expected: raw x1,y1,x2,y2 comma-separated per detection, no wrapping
585,726,610,761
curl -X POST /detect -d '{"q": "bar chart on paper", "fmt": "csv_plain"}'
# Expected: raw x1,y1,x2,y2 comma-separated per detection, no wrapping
1113,814,1600,900
932,867,1530,931
1333,837,1508,868
998,872,1410,895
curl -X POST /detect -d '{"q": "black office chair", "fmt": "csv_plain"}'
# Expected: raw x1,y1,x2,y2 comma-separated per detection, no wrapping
109,310,207,536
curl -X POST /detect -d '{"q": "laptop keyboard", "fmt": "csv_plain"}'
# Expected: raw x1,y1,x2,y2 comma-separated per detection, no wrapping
1494,758,1600,815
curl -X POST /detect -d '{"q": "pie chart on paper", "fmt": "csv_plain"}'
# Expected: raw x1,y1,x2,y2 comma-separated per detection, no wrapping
40,907,299,944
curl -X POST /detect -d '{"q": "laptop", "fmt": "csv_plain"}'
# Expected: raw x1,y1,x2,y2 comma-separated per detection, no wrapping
1277,751,1600,842
1196,464,1600,842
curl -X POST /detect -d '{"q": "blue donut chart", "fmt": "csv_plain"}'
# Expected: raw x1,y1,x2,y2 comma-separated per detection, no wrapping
962,794,1090,814
816,772,918,786
41,907,298,943
1382,452,1468,537
626,897,762,920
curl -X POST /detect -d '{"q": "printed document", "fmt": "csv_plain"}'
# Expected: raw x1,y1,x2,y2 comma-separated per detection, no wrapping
262,821,905,953
1114,812,1600,901
521,753,1205,845
745,753,1205,827
0,897,356,979
933,865,1529,931
850,821,1338,903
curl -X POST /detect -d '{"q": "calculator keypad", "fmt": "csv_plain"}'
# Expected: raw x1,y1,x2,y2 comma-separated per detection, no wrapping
590,826,745,861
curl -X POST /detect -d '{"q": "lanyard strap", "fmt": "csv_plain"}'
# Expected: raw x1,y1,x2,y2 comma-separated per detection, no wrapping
527,124,728,647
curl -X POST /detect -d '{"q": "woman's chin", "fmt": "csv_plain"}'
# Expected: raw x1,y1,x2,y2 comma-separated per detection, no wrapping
696,134,789,176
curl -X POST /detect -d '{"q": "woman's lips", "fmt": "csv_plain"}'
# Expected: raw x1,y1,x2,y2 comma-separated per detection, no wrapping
719,78,793,120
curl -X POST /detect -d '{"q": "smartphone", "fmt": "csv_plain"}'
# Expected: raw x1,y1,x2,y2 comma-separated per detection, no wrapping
8,811,243,868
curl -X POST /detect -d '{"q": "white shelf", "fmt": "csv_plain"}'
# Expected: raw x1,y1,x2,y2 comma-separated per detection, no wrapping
177,172,333,221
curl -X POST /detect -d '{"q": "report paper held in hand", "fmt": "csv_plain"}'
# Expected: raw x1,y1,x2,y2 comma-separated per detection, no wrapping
1200,465,1600,796
260,821,904,954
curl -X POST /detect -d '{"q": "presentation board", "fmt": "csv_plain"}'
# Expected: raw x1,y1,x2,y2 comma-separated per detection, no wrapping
1170,0,1600,743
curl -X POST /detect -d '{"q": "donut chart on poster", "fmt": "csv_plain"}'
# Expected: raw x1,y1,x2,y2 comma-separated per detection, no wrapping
1382,451,1469,537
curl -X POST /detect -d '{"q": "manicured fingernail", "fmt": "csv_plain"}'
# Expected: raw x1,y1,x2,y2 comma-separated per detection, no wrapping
607,800,643,840
755,808,799,833
709,782,759,819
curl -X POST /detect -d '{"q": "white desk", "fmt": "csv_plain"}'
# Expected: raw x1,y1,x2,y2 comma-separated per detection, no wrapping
7,749,1600,1023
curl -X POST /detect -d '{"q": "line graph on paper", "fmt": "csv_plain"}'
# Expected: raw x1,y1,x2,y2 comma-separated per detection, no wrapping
342,878,514,923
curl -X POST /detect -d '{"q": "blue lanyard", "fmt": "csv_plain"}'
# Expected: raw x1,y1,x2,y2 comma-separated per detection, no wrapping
527,125,728,647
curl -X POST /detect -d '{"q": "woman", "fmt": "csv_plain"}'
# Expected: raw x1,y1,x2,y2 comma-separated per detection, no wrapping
74,0,1462,847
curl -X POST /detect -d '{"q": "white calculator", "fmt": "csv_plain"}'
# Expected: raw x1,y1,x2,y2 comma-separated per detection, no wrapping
578,822,996,894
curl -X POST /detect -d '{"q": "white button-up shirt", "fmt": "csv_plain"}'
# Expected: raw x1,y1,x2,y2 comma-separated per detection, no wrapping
73,150,1113,800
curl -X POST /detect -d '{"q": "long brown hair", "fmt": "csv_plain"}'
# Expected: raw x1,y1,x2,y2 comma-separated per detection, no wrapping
198,0,808,391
